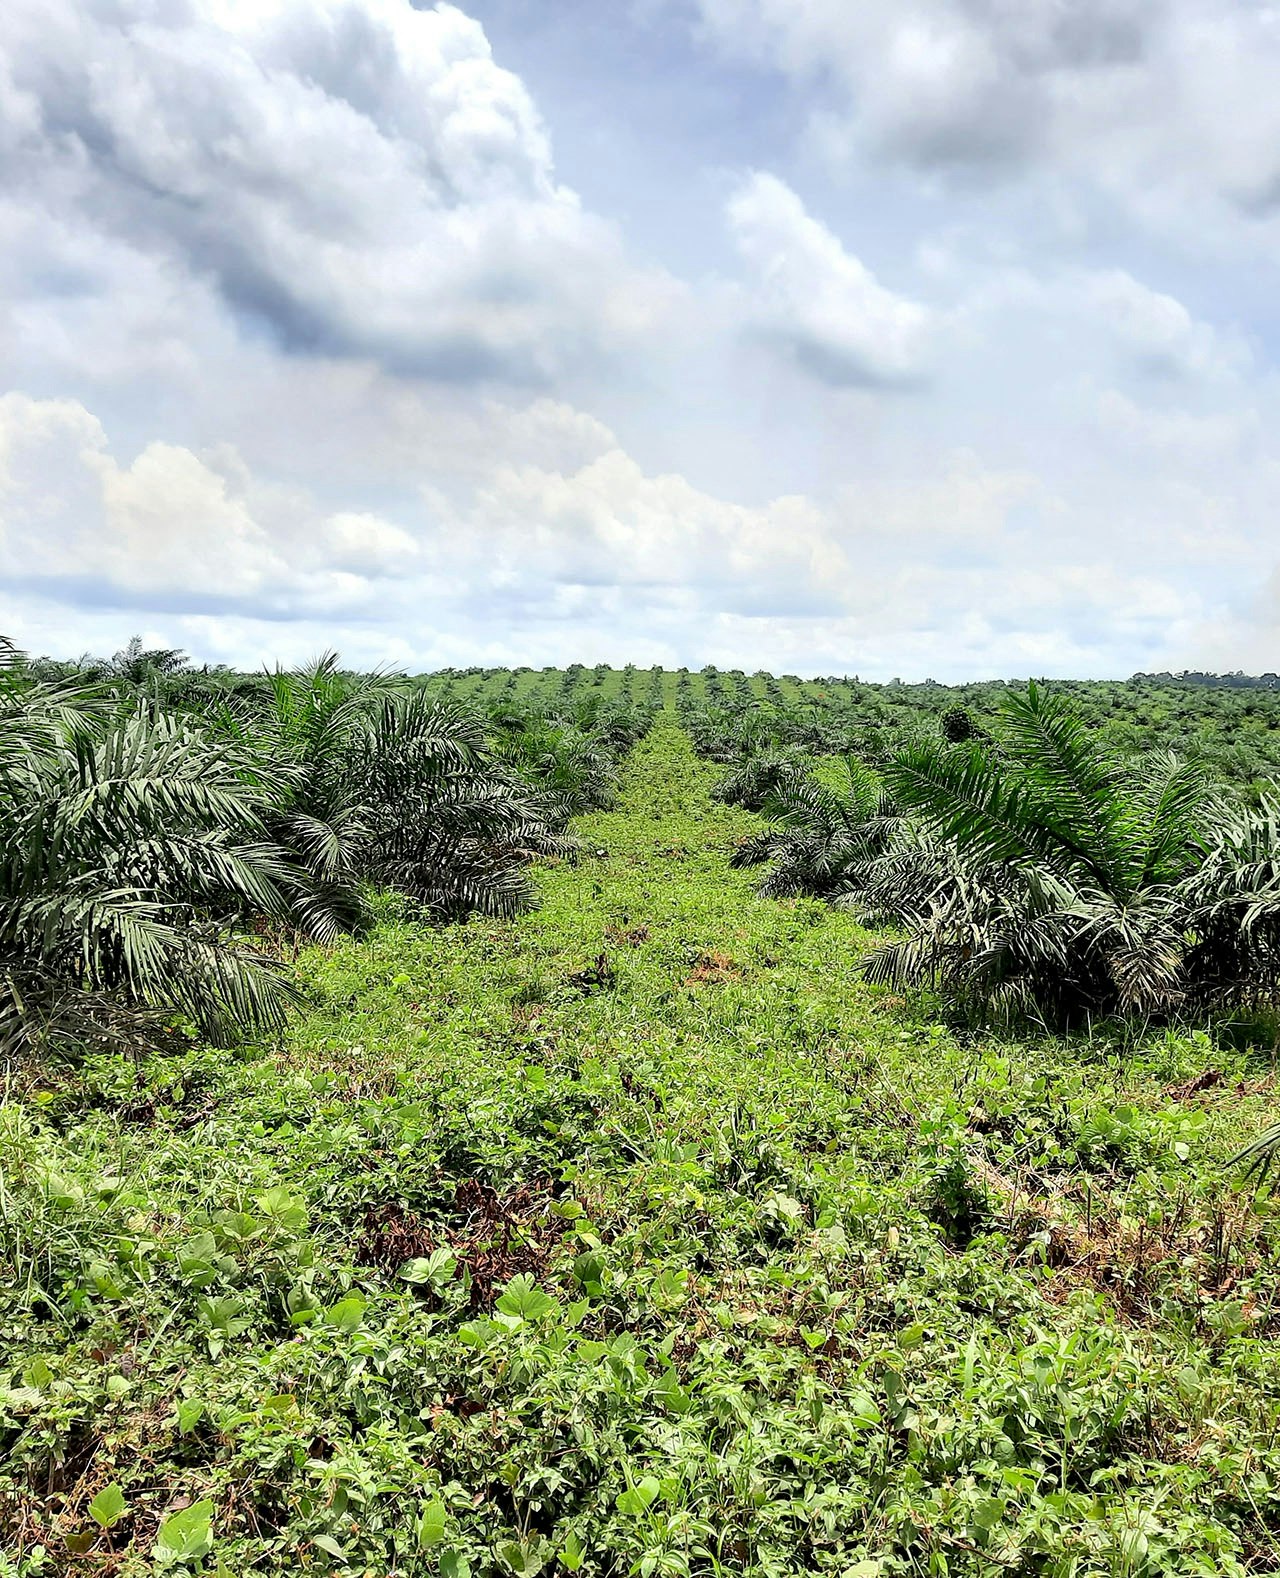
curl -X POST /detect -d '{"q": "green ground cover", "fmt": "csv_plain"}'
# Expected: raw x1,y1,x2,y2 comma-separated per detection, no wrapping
409,666,1280,790
5,724,1280,1575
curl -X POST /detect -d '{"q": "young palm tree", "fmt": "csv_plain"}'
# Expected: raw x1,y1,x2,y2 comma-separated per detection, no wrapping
684,701,780,763
859,683,1221,1025
0,641,295,1058
210,655,397,942
1183,790,1280,1009
733,757,898,900
491,712,619,818
352,688,573,920
106,636,191,686
213,657,569,940
712,749,810,812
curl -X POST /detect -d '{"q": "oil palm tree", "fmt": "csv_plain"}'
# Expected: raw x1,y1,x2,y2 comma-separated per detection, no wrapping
0,641,295,1058
859,683,1220,1024
213,657,570,940
352,688,572,920
490,712,619,818
1183,790,1280,1010
733,757,898,900
712,749,810,812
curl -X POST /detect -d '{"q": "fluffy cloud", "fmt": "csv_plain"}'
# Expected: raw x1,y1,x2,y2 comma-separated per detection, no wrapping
3,0,1280,683
687,0,1280,231
0,387,1232,682
460,445,851,613
1,391,865,637
726,173,935,387
687,0,1152,166
0,393,419,619
950,262,1253,389
0,0,673,384
1075,272,1250,383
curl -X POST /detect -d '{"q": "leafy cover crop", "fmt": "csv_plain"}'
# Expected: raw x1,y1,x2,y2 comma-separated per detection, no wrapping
3,726,1280,1575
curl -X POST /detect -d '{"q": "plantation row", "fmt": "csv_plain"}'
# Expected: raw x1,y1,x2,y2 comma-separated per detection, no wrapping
9,638,1280,1070
715,684,1280,1040
432,671,1280,789
29,648,1280,789
6,720,1280,1575
0,640,648,1062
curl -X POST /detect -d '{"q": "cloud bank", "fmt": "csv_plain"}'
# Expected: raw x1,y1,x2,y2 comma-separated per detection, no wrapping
0,0,1278,677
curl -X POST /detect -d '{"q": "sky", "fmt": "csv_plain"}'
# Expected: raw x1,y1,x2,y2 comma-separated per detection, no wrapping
2,1,1280,680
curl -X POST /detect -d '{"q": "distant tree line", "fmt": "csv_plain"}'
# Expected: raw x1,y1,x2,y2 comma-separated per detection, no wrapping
1131,670,1280,689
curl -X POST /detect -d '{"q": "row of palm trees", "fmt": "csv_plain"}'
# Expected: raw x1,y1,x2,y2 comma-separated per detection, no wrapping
13,639,1279,1061
732,683,1280,1029
0,642,617,1060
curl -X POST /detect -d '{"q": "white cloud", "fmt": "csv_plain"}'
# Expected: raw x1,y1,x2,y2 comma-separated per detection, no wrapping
0,393,420,618
948,262,1252,390
460,444,851,612
1083,271,1250,382
4,370,1273,682
4,387,1209,680
688,0,1280,239
0,0,675,385
726,172,934,387
1092,389,1261,466
2,1,1280,683
689,0,1152,168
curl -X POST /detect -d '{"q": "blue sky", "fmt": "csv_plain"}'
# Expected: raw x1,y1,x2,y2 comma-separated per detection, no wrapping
2,0,1279,679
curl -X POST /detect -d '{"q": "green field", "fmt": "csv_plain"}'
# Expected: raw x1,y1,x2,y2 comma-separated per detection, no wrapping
7,719,1280,1575
416,666,1280,790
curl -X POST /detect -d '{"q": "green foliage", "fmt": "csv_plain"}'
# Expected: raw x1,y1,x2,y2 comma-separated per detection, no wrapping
0,639,624,1061
87,1483,127,1529
3,721,1279,1576
712,749,810,811
154,1499,214,1566
0,638,296,1058
212,654,576,941
731,756,898,900
731,683,1280,1029
857,684,1280,1026
663,665,1280,788
940,704,979,743
491,715,619,818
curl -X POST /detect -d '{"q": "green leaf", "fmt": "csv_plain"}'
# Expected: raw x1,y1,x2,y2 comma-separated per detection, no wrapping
616,1476,661,1516
846,1390,881,1427
312,1534,346,1559
571,1250,606,1291
176,1399,205,1434
88,1483,128,1529
559,1531,585,1572
416,1498,448,1547
498,1538,549,1576
400,1247,457,1288
155,1499,214,1564
495,1273,557,1323
22,1357,53,1390
651,1370,691,1415
323,1294,366,1332
197,1294,251,1337
254,1186,308,1233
